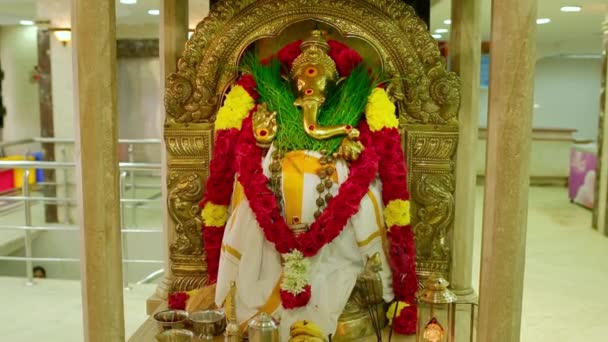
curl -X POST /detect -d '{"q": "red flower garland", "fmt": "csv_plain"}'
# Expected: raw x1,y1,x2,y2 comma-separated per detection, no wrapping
280,285,312,309
327,40,349,61
199,75,261,284
168,292,189,310
276,39,363,78
200,129,241,208
336,49,363,77
393,305,417,335
371,127,418,334
236,117,379,257
202,225,225,284
236,74,259,101
277,40,302,70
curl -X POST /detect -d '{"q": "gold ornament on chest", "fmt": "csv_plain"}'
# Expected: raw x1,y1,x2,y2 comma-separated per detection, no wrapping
268,150,338,234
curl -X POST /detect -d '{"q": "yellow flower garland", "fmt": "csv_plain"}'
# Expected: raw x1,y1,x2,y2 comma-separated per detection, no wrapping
384,199,411,228
214,85,256,131
365,88,398,132
386,301,410,325
202,202,229,227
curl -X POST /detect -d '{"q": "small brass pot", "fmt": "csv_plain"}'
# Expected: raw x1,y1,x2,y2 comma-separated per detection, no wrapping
155,329,194,342
153,310,190,331
190,309,226,340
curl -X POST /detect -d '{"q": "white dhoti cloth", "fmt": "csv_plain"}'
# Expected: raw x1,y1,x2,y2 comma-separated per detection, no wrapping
215,146,394,340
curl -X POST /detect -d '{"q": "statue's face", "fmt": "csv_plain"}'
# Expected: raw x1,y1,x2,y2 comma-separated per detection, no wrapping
293,63,328,102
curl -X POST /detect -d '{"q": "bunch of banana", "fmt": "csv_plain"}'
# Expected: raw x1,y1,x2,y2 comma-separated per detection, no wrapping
289,320,327,342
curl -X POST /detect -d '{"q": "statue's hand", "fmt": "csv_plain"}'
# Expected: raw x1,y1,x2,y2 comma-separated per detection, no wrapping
253,103,278,148
336,137,364,161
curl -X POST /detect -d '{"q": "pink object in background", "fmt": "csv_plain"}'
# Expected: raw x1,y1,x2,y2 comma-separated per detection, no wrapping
0,169,15,192
569,147,597,209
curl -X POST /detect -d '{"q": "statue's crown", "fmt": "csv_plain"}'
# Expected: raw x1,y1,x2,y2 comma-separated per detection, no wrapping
291,30,338,80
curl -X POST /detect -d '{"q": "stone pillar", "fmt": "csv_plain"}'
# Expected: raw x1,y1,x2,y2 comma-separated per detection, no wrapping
449,0,481,302
477,0,537,341
152,0,189,309
596,15,608,235
71,0,125,341
37,29,59,223
37,0,77,225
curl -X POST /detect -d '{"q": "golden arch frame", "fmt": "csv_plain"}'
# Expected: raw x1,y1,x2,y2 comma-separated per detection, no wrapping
164,0,460,292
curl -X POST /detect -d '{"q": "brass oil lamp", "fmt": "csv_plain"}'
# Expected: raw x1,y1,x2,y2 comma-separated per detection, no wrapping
416,275,457,342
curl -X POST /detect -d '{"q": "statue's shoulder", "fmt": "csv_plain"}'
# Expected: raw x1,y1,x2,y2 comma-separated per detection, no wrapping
364,87,398,132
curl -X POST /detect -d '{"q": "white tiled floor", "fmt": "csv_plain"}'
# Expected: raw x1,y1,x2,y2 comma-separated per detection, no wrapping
511,187,608,341
1,186,607,341
0,277,155,341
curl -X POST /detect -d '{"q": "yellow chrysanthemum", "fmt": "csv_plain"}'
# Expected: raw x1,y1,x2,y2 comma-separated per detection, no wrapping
384,199,411,228
214,85,256,130
202,202,229,227
365,88,398,132
386,301,410,325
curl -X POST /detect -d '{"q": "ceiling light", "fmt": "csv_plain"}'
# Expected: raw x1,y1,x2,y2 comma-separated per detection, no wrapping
148,9,160,16
443,19,452,25
432,34,442,39
536,18,551,24
19,20,34,26
120,0,137,4
435,28,448,33
560,6,582,12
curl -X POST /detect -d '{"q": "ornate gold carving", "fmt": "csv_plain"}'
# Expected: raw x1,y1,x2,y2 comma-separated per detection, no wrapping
165,0,460,126
411,173,455,261
167,170,208,292
166,136,208,158
171,253,208,292
164,0,461,291
165,125,213,291
406,128,458,282
168,172,204,256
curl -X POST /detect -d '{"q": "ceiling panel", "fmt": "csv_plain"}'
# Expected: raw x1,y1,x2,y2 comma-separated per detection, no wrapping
0,0,605,54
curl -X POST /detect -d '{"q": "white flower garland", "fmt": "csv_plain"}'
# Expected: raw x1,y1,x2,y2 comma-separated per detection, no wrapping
280,250,311,294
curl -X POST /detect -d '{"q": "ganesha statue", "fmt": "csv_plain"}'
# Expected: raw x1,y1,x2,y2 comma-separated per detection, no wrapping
179,30,418,339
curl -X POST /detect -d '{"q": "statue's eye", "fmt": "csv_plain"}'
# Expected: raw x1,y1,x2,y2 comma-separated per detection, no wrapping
306,67,318,77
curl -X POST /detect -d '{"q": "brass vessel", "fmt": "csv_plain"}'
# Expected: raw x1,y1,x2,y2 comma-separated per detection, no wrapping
248,312,280,342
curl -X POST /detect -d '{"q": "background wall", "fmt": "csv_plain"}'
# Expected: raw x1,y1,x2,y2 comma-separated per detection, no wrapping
117,57,162,163
0,25,40,148
478,56,603,141
533,56,602,141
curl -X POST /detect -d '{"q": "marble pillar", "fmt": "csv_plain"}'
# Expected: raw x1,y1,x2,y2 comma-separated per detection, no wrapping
449,0,481,303
71,0,125,341
152,0,189,310
477,0,537,341
596,15,608,236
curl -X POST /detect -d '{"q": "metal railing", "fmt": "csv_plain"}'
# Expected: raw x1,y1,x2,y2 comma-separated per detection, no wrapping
0,137,164,287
